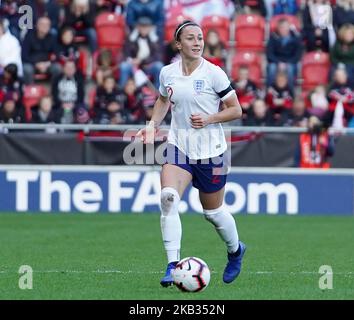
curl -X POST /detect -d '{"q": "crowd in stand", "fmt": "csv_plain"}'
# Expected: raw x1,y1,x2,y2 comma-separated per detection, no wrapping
0,0,353,129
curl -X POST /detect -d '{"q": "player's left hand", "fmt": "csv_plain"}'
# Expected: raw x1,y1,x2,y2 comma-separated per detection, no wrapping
190,113,211,129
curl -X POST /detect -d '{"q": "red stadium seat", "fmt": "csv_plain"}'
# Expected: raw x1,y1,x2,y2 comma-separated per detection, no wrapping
201,15,230,47
77,49,89,78
235,14,266,52
301,51,330,91
165,13,194,43
231,51,263,86
22,84,48,121
95,12,125,50
269,14,302,33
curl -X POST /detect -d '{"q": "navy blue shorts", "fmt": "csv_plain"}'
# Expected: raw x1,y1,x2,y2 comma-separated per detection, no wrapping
163,144,227,193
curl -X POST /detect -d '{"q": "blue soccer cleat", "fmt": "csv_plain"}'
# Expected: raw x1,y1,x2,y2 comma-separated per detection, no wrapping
160,261,178,287
223,241,247,284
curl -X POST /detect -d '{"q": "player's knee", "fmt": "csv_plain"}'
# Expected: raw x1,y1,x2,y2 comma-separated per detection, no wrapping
204,213,217,224
203,206,224,224
161,187,180,216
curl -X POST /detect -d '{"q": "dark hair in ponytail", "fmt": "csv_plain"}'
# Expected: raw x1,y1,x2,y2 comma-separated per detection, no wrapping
174,20,200,41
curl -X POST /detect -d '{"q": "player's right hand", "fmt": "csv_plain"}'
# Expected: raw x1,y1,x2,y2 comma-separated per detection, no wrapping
135,125,156,144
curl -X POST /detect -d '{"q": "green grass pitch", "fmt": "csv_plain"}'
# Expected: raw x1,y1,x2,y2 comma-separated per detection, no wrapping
0,213,353,300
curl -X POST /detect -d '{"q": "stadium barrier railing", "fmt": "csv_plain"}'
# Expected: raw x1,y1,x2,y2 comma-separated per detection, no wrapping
1,123,354,134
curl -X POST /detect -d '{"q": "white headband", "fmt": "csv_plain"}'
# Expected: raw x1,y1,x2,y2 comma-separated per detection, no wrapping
175,22,198,40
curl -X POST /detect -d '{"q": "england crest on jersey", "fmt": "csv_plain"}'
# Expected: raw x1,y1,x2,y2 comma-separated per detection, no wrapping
193,80,204,94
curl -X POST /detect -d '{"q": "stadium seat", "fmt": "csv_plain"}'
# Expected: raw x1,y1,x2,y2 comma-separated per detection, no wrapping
165,13,193,43
234,14,266,52
95,12,125,50
77,49,89,78
231,51,263,86
22,84,48,121
301,51,330,91
200,15,230,48
269,14,302,34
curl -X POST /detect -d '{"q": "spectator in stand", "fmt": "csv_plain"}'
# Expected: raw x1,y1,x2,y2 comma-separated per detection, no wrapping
203,30,227,69
165,0,235,25
93,75,127,124
126,0,165,43
273,0,299,15
115,0,129,15
123,78,146,124
294,116,335,168
57,27,81,68
308,85,330,121
330,23,354,85
95,49,120,87
285,96,310,127
0,18,23,77
266,70,294,125
28,0,61,36
94,0,116,14
0,64,23,109
266,18,303,89
94,0,128,15
164,40,180,65
235,0,267,17
333,0,354,30
119,16,163,90
302,0,336,52
327,66,354,126
0,91,25,123
141,85,158,121
51,60,86,124
0,0,24,41
22,16,61,84
64,0,97,53
243,98,272,126
95,99,127,124
231,66,260,121
31,95,62,123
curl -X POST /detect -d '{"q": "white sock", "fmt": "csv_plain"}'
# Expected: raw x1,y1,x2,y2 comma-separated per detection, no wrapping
204,205,239,254
160,187,182,263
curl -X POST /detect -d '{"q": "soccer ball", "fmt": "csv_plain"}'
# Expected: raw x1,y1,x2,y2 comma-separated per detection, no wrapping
172,257,211,292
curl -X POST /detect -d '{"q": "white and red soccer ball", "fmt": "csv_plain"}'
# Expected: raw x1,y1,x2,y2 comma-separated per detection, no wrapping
172,257,211,292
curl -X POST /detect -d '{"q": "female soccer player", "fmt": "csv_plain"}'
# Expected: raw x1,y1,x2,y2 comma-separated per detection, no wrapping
136,21,246,287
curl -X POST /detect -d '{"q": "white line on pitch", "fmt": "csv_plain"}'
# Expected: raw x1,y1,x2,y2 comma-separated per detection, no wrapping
0,270,354,275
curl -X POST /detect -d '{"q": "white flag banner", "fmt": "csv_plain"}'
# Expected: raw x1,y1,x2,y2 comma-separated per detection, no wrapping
331,100,345,130
134,68,149,87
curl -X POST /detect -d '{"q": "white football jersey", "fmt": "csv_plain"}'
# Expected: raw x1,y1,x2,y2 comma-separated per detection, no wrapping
159,58,235,160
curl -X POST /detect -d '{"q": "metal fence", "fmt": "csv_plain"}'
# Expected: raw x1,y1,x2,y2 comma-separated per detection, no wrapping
1,123,354,134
